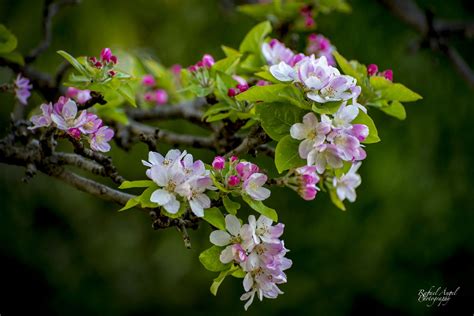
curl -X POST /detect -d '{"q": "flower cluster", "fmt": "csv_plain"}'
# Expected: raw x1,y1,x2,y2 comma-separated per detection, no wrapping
306,33,335,66
141,74,169,106
367,63,393,81
14,74,32,105
285,166,321,201
212,156,270,201
88,48,118,77
143,149,215,216
29,96,114,152
66,87,92,105
291,105,368,172
210,214,292,310
227,75,249,97
187,54,215,88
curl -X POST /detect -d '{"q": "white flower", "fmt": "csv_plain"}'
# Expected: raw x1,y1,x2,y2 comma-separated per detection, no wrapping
307,75,357,103
243,173,271,201
297,55,339,90
269,61,296,82
149,162,186,214
332,162,362,202
142,149,186,178
290,112,331,159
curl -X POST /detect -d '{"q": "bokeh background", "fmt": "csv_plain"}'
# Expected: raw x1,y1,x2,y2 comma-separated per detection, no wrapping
1,0,473,315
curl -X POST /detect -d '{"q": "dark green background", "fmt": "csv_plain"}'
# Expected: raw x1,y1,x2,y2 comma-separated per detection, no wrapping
1,0,473,315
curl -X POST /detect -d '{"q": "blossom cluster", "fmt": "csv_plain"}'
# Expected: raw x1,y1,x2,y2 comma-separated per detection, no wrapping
141,74,169,106
88,48,119,77
210,214,292,310
14,74,32,105
306,33,335,66
187,54,215,88
262,39,366,203
29,96,114,152
143,149,215,217
212,156,270,201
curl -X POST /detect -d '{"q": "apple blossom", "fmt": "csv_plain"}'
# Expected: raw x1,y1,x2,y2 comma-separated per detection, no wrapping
332,162,362,202
14,74,32,105
261,39,294,65
243,173,271,201
89,126,114,152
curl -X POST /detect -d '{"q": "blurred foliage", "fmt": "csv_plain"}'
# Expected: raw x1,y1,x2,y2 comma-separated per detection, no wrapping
0,0,473,315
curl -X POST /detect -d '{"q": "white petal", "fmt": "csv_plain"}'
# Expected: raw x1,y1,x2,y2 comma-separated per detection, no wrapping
225,215,241,236
219,245,234,263
290,123,308,140
150,189,172,205
148,152,164,165
243,273,254,292
163,197,180,214
210,230,231,246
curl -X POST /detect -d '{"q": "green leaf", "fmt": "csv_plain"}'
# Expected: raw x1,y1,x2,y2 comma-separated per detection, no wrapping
312,100,344,115
57,50,88,76
235,83,287,103
239,21,272,55
275,135,306,173
137,186,160,209
211,174,230,193
221,45,241,57
212,55,240,74
223,196,241,215
119,180,155,189
206,112,231,122
255,70,280,84
380,101,406,120
231,267,246,278
379,83,422,102
352,110,380,144
256,102,306,141
210,266,239,296
242,194,278,222
118,197,140,212
0,51,24,65
369,76,392,89
199,246,230,272
203,207,226,230
0,24,17,54
333,51,359,79
117,83,137,107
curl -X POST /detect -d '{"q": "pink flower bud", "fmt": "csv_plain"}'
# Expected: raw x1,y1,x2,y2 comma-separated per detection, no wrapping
171,64,182,75
228,175,240,187
66,87,79,98
94,61,103,69
144,92,156,103
301,185,317,201
202,54,215,68
289,53,305,66
155,89,168,105
227,88,238,97
68,128,81,139
100,48,112,62
308,33,318,42
230,156,238,162
367,64,378,76
110,55,118,64
188,65,198,73
256,80,271,86
383,69,393,81
89,56,97,64
236,83,249,93
108,70,116,77
212,156,225,170
196,61,204,68
305,17,315,28
142,74,156,87
351,124,369,142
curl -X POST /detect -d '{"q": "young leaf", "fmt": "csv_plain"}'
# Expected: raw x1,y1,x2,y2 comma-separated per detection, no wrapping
203,207,226,230
256,102,306,141
117,83,137,107
221,45,241,57
352,111,380,144
119,180,155,189
223,196,241,215
210,266,239,296
199,246,230,272
275,135,306,173
379,83,422,102
57,50,88,76
235,84,287,103
0,24,17,54
242,194,278,222
329,188,346,211
239,21,272,55
118,197,140,212
380,101,406,120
